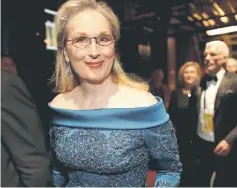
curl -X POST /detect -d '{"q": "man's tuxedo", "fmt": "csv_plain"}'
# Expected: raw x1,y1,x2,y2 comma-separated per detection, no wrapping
1,71,51,186
198,72,237,146
195,71,237,186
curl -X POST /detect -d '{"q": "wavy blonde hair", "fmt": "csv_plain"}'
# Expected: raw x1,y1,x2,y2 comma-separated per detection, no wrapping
178,61,202,87
51,0,148,93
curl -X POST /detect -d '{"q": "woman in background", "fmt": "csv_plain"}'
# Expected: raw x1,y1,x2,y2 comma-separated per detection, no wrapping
168,61,202,187
49,0,182,187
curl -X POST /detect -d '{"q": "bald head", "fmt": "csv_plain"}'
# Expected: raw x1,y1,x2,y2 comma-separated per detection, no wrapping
1,56,17,74
226,58,237,73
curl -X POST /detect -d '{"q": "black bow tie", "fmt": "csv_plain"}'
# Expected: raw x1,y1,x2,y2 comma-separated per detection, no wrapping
204,75,218,82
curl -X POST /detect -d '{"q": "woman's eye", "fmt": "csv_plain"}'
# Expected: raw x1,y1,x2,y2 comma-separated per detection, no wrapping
75,37,88,43
100,35,112,42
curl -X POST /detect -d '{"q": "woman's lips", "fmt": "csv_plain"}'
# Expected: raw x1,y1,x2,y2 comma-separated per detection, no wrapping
86,61,103,68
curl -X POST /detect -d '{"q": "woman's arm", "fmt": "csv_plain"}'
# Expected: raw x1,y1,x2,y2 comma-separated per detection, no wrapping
144,120,182,187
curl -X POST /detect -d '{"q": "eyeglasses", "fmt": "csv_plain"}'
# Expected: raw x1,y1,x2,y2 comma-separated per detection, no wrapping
67,35,114,48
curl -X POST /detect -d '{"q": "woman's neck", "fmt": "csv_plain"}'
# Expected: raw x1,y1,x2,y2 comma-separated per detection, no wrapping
182,84,192,94
183,84,192,91
75,76,118,109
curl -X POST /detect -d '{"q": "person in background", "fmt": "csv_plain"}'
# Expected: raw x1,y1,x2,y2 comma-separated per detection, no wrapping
49,0,182,187
168,61,202,187
1,70,51,186
1,55,17,74
150,69,169,108
194,40,237,187
225,57,237,73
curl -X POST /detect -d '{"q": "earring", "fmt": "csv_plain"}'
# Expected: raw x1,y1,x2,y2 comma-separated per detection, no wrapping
67,62,72,78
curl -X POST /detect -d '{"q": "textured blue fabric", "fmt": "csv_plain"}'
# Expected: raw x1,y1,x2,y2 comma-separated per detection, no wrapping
49,97,169,129
49,98,182,187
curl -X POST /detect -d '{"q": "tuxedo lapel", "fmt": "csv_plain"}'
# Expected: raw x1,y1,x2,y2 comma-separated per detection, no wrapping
214,75,230,111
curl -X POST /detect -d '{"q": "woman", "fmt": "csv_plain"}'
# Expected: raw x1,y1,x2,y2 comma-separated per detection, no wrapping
168,61,202,186
49,0,182,187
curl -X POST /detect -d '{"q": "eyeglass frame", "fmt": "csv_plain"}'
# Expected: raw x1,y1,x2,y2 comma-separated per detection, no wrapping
66,35,114,48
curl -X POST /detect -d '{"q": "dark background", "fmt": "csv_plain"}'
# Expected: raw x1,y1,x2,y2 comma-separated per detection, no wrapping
2,0,237,126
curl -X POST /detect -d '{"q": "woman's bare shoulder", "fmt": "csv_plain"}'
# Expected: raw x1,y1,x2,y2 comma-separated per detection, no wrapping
50,93,67,108
119,85,158,107
50,88,77,108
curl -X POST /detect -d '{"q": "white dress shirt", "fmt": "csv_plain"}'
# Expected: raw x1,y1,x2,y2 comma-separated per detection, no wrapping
197,69,226,142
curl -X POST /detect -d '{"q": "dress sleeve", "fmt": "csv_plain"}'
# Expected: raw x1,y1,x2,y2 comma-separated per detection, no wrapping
52,168,67,186
144,120,182,187
49,128,68,186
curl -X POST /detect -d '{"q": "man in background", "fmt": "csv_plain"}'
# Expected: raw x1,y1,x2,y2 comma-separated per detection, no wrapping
226,57,237,73
1,55,17,74
194,40,237,187
1,70,51,186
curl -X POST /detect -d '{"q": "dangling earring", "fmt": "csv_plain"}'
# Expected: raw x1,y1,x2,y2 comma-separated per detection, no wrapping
67,62,72,78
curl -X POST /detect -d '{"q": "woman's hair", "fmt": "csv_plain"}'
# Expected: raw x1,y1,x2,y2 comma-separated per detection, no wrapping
178,61,202,87
51,0,148,93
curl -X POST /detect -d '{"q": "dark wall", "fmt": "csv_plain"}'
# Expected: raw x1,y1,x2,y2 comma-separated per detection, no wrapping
2,0,58,126
2,0,173,126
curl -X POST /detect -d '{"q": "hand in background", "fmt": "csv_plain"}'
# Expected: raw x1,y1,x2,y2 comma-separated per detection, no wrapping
214,140,232,156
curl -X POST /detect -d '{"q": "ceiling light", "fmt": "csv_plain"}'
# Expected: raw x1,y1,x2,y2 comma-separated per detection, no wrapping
188,16,194,21
202,12,209,19
193,13,202,20
213,2,225,16
208,19,216,26
206,25,237,36
202,20,210,27
220,16,229,23
213,10,219,16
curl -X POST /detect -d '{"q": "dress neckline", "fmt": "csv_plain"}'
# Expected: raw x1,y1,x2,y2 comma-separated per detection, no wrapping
49,97,169,129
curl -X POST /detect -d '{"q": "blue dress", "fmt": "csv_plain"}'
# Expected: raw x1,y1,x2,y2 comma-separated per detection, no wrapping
49,98,182,187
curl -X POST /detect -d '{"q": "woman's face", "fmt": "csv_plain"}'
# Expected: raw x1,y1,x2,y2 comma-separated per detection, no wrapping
183,65,198,85
64,10,115,84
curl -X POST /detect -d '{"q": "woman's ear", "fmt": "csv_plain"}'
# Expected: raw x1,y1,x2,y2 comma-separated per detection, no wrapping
63,48,70,63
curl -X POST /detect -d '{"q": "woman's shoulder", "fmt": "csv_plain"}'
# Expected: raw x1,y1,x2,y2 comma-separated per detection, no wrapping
50,89,77,108
50,93,66,108
118,85,158,107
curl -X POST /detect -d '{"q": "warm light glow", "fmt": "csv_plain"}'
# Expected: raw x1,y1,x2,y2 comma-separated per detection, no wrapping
202,20,210,27
206,25,237,36
208,19,216,26
213,2,225,16
188,16,194,21
220,16,229,23
235,14,237,20
213,10,219,16
193,13,202,20
202,12,209,19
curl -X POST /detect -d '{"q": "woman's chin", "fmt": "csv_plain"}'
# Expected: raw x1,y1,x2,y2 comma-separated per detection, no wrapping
85,77,108,85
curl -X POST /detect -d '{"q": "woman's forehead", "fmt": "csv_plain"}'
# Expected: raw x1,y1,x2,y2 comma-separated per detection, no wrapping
67,10,111,37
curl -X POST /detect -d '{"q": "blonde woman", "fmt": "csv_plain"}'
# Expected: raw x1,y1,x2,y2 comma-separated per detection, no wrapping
49,0,181,187
168,61,202,186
